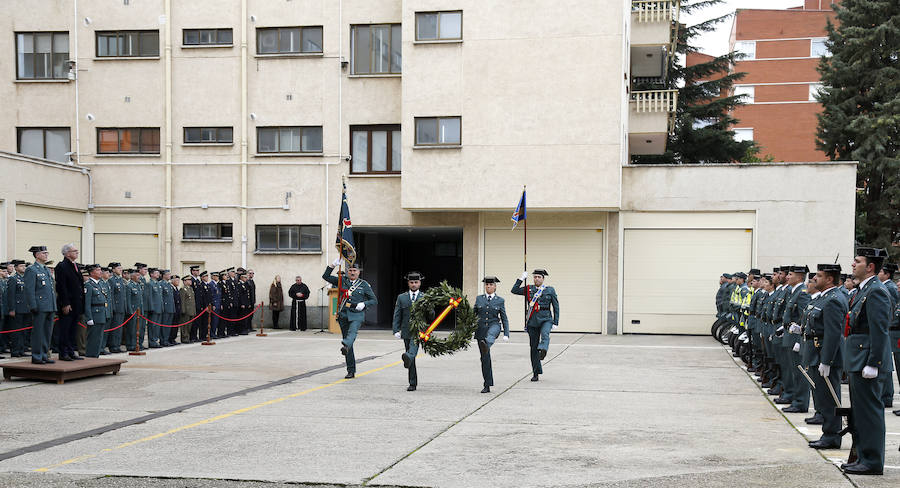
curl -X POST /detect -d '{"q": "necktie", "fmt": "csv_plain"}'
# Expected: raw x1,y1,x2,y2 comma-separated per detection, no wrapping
488,296,492,302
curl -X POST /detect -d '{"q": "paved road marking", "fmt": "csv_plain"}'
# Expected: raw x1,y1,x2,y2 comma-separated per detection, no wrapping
33,359,402,472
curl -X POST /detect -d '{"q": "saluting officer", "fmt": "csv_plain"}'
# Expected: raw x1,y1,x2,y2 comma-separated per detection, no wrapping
82,264,109,358
24,246,56,364
5,259,30,358
323,259,377,379
842,247,894,475
512,269,560,382
804,264,848,449
393,271,425,391
474,276,510,393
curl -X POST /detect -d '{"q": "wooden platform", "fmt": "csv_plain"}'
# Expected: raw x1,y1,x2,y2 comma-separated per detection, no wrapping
2,358,126,384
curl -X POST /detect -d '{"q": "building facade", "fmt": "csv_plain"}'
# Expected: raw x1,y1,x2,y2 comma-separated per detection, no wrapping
729,0,838,162
2,1,855,334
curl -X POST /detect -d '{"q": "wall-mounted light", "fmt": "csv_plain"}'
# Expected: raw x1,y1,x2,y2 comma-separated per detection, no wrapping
249,113,257,121
249,15,257,22
83,17,92,25
86,113,95,121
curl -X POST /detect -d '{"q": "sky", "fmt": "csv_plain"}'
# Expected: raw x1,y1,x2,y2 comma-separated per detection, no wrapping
681,0,807,56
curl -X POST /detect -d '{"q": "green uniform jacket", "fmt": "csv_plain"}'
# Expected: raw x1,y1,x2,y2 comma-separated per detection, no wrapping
511,279,560,327
6,273,29,314
392,291,420,339
322,266,377,321
844,277,893,373
162,281,176,314
474,294,510,336
805,286,848,368
24,262,56,313
782,284,810,347
0,279,6,316
147,279,163,313
99,279,113,320
83,279,109,323
110,275,127,314
125,280,141,313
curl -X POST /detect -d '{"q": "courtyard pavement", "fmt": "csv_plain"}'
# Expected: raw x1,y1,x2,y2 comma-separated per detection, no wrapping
0,329,897,487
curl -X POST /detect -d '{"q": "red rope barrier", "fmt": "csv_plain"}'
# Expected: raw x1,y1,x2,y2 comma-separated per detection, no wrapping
136,308,209,328
0,325,33,334
209,304,262,322
78,310,143,331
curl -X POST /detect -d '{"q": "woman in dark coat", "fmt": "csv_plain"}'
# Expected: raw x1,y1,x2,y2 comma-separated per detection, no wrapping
269,276,284,328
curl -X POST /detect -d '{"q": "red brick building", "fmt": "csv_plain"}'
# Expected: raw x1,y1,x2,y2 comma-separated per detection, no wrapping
728,0,838,162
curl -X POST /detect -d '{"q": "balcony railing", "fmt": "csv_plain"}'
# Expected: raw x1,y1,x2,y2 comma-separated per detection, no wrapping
631,0,680,23
630,89,678,113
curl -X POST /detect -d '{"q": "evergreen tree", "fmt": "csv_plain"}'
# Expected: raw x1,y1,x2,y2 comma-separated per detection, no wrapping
816,0,900,251
633,0,757,164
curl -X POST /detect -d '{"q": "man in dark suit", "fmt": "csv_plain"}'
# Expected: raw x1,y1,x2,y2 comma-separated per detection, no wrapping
393,272,425,391
54,243,84,361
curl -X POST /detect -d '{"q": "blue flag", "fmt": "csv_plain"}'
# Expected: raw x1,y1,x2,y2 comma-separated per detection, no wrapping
336,181,357,263
511,189,526,230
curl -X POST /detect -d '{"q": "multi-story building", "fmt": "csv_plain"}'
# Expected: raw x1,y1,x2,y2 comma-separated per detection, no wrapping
729,0,838,161
1,1,854,334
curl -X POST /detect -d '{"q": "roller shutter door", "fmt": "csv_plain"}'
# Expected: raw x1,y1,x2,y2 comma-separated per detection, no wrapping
484,228,603,333
622,228,752,334
93,213,159,266
15,205,83,259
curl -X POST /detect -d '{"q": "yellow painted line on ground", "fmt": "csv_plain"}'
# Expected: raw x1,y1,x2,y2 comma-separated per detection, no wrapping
34,359,402,472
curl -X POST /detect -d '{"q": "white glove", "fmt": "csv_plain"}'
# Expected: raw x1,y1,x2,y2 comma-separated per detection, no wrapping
394,331,401,339
502,335,509,342
355,303,365,311
862,365,878,379
792,343,800,353
331,257,342,267
87,320,94,326
789,323,801,334
552,324,559,330
520,271,528,281
818,364,830,378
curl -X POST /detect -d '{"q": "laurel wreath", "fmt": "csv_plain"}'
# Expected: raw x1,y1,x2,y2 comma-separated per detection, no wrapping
409,280,478,357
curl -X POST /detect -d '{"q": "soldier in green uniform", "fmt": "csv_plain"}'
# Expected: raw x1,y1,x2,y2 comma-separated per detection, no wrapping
323,258,377,379
146,268,163,348
0,263,8,358
841,247,893,475
82,264,109,358
782,265,811,413
393,271,424,391
124,269,142,351
800,272,822,424
512,269,560,381
756,273,777,387
771,266,793,402
106,263,126,353
24,245,56,364
474,276,509,393
804,264,848,448
160,269,176,346
97,267,113,355
877,263,897,409
891,293,900,417
5,259,30,357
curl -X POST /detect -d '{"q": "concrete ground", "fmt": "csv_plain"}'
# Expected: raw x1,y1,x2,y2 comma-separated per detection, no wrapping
0,329,897,487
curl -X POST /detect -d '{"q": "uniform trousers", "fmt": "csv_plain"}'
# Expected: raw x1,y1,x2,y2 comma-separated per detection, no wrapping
476,324,501,388
8,313,29,356
339,315,360,374
123,314,138,350
106,312,125,352
403,337,418,387
147,312,161,346
85,321,105,357
848,371,888,471
527,321,553,375
811,364,842,445
778,343,795,400
32,311,54,362
789,338,810,410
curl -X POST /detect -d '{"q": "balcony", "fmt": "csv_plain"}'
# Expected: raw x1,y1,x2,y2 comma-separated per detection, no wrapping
629,89,678,155
631,0,680,48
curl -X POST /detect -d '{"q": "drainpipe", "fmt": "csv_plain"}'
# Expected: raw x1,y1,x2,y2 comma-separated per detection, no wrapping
240,0,249,268
164,0,174,268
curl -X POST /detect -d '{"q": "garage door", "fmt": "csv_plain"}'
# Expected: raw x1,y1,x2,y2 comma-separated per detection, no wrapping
94,213,159,267
622,228,752,334
484,228,603,333
15,205,84,260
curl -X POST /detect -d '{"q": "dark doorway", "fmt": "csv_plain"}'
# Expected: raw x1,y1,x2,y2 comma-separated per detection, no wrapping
352,226,463,328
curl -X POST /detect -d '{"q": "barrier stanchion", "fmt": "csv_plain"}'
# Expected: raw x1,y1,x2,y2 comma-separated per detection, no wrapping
202,305,215,345
129,308,146,356
256,302,267,337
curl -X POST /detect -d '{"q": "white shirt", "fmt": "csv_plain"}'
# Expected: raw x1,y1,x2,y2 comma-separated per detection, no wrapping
486,294,495,300
859,275,876,290
820,286,837,296
90,277,99,284
810,292,821,299
409,290,419,301
791,283,803,293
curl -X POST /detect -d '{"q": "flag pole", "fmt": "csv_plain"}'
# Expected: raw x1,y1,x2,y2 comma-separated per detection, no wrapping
523,185,529,331
337,175,345,318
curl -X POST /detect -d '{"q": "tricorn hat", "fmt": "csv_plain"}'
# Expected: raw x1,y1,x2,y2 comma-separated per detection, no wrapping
28,245,47,253
482,276,500,284
532,269,548,276
404,271,424,281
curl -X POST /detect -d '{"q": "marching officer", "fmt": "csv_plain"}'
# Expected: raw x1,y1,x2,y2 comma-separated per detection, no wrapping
474,276,510,393
323,259,377,379
512,268,560,382
24,245,56,364
393,271,425,391
82,264,109,358
124,269,142,351
805,264,848,449
5,259,30,358
842,247,893,475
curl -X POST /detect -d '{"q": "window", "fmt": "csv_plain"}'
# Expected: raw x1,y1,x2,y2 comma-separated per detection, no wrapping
96,30,160,57
257,126,323,154
810,38,829,57
414,117,461,146
734,40,755,60
16,32,69,79
809,83,824,102
183,28,233,46
184,127,233,144
17,128,70,162
183,223,233,240
351,24,401,74
350,125,401,174
256,225,321,252
257,27,323,54
416,11,463,41
734,85,754,103
97,128,160,154
733,128,754,142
